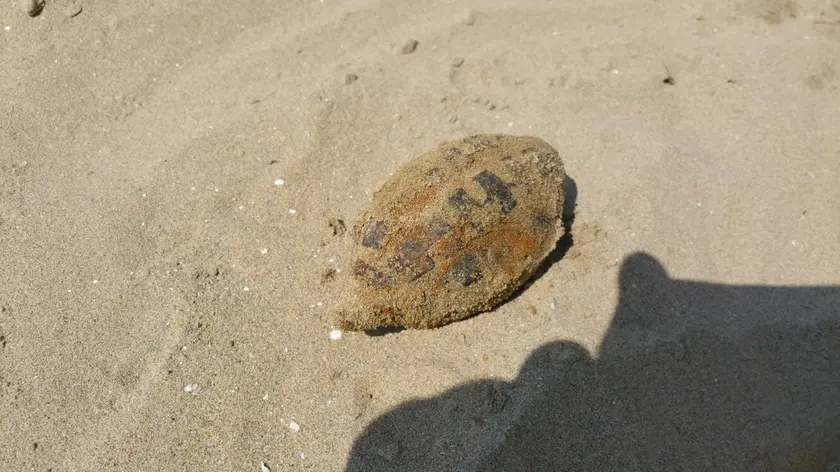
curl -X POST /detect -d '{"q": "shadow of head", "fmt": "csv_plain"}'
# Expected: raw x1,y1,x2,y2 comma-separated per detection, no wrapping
345,252,840,471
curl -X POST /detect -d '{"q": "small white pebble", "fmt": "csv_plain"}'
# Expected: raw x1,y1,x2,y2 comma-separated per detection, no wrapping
288,209,297,215
260,248,268,254
274,178,286,186
507,121,513,127
243,287,250,291
316,302,323,307
215,188,220,192
4,26,10,31
289,421,300,433
184,383,199,395
329,329,343,341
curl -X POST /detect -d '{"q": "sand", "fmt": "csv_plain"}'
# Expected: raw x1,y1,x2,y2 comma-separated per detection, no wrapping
1,0,839,470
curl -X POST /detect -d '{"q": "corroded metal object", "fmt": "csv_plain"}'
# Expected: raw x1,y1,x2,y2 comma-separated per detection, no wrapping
338,134,566,330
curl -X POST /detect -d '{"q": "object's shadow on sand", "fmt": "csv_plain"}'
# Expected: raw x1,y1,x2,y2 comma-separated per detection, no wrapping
509,175,577,304
530,176,578,280
345,253,840,471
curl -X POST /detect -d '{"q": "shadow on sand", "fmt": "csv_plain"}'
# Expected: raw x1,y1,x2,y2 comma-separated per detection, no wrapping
345,252,840,471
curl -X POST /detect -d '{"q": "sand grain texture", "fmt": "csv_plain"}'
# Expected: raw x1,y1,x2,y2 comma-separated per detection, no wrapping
1,0,839,470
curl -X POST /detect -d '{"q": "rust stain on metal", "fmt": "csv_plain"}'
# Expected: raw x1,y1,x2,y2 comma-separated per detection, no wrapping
338,134,566,330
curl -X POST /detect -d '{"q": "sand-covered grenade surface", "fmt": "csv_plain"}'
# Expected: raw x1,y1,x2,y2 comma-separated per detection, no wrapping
337,134,566,330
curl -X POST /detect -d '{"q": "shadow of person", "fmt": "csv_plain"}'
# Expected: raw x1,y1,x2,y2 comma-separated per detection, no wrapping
345,252,840,471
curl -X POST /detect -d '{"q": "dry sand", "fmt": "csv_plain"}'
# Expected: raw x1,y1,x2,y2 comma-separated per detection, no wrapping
1,0,839,470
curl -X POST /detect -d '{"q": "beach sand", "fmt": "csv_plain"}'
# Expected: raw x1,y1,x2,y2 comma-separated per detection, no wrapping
1,0,839,470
